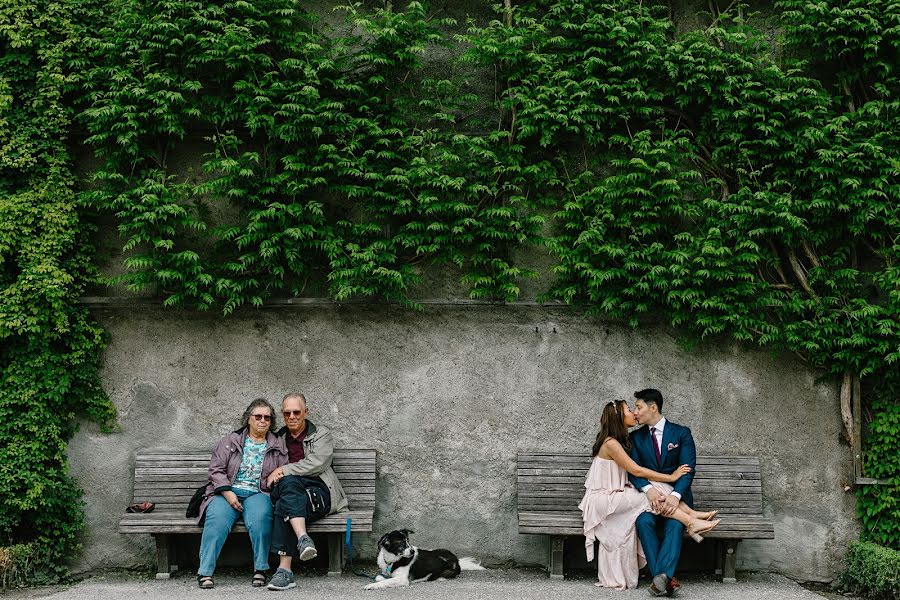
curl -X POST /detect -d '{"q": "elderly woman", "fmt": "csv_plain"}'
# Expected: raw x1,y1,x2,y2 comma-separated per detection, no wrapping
195,398,288,589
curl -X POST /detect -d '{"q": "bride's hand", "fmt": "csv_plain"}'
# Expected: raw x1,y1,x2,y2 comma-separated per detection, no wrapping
669,464,692,482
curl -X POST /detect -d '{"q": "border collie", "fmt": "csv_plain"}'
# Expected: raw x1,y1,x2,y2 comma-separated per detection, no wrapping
364,529,485,590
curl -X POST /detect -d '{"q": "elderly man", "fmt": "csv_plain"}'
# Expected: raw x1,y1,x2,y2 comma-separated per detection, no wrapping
265,392,348,591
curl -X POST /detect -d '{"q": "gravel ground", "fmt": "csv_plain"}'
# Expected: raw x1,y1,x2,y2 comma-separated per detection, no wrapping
2,569,840,600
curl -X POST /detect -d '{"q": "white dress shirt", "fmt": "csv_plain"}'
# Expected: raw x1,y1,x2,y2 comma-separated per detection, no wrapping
640,417,682,499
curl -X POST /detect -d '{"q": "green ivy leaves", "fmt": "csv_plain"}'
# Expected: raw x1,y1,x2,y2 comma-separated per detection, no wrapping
0,0,115,583
79,0,542,310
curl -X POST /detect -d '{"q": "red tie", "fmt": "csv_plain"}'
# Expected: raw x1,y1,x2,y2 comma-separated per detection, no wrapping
650,427,661,463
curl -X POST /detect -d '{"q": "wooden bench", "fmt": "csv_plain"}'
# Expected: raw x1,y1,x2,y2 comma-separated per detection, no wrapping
517,453,774,582
119,448,376,578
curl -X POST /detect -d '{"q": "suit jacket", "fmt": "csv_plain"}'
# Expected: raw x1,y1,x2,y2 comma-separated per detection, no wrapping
627,420,696,507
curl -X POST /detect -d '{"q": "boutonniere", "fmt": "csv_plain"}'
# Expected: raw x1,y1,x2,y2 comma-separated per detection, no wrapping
667,443,678,451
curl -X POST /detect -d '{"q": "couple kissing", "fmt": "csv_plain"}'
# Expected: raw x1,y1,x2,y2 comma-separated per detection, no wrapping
579,389,721,596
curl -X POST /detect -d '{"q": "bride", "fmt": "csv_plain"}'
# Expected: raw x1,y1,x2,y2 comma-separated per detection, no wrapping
579,400,721,589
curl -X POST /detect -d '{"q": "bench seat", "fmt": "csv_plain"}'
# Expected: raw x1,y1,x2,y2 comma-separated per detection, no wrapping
119,448,376,578
516,453,774,582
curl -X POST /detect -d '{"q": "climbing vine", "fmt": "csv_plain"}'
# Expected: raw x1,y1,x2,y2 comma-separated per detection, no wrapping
0,0,116,585
78,0,545,311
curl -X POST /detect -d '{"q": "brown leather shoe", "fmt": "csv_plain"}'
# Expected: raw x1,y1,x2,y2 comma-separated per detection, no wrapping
666,576,682,596
649,574,668,597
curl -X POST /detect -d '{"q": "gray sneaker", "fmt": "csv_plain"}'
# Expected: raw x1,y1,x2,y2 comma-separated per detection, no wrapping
266,568,296,591
297,534,318,561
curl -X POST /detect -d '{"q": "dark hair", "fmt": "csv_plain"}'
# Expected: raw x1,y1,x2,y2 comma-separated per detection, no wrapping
591,400,632,456
241,398,278,431
634,388,664,413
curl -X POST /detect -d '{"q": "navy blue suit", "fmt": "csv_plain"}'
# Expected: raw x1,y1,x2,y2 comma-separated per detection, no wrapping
627,420,696,579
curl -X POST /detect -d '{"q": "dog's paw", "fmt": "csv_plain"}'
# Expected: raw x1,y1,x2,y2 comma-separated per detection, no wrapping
364,583,378,591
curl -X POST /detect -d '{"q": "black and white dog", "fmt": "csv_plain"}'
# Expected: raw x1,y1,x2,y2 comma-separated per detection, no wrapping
364,529,485,590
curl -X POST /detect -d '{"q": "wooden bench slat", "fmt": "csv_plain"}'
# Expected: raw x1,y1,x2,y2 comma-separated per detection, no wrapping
518,453,759,463
519,512,773,524
517,467,761,475
693,464,761,472
693,480,762,489
517,490,764,501
136,448,376,455
136,473,377,484
693,472,762,479
120,512,374,525
516,476,594,484
516,478,764,491
135,458,377,466
518,526,775,539
517,501,762,510
120,513,374,535
136,460,212,468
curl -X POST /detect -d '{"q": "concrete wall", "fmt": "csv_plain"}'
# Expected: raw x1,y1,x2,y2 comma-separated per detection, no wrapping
68,304,857,581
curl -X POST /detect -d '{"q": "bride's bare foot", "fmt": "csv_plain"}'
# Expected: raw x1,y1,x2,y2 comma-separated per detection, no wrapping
687,518,721,542
696,510,719,520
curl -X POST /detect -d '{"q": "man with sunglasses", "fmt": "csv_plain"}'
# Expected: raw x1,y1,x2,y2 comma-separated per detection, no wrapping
265,393,349,591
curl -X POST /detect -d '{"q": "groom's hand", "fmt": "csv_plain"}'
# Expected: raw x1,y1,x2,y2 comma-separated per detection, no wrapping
660,494,679,516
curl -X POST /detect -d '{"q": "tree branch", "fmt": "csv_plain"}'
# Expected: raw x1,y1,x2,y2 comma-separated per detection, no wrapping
766,241,790,285
787,248,817,298
504,0,515,145
840,371,854,447
801,241,821,269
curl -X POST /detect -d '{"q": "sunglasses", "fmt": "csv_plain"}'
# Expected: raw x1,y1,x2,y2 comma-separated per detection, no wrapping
251,414,272,421
282,410,305,417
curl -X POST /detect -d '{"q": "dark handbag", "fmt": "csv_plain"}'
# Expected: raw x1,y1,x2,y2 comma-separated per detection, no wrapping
185,483,208,518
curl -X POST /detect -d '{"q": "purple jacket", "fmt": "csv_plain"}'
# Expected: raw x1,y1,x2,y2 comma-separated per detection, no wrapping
196,427,288,524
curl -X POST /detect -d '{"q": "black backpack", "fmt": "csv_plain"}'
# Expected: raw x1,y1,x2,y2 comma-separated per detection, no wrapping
185,484,208,518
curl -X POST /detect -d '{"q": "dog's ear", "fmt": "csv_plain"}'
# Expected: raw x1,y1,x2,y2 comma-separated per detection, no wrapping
399,528,414,537
378,533,390,547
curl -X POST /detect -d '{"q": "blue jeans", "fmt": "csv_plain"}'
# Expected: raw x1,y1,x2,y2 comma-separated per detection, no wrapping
198,487,272,576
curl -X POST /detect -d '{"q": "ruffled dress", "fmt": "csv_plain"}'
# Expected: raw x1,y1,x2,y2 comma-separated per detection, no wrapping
578,457,672,589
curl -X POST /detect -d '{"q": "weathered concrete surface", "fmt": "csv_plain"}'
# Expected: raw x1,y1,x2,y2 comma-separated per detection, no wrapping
67,305,856,581
2,570,840,600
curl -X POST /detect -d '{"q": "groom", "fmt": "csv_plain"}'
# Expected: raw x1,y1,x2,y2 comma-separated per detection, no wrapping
628,389,696,597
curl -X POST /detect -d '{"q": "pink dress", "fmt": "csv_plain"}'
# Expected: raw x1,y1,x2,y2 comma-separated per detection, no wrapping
578,457,673,589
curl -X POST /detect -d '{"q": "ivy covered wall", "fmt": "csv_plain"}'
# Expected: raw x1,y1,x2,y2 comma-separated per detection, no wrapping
1,0,898,582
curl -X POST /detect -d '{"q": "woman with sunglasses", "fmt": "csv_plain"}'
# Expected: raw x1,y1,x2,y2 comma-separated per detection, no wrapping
195,398,288,589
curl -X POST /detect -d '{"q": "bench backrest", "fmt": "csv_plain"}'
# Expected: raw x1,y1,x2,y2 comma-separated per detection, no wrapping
517,453,763,515
131,448,375,513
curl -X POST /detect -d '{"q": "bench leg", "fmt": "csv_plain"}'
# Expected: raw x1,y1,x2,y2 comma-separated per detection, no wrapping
548,536,565,580
327,532,343,577
714,541,724,580
152,534,176,579
722,540,739,583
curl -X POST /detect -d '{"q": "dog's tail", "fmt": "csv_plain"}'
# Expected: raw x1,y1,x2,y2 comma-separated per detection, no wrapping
458,557,487,571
